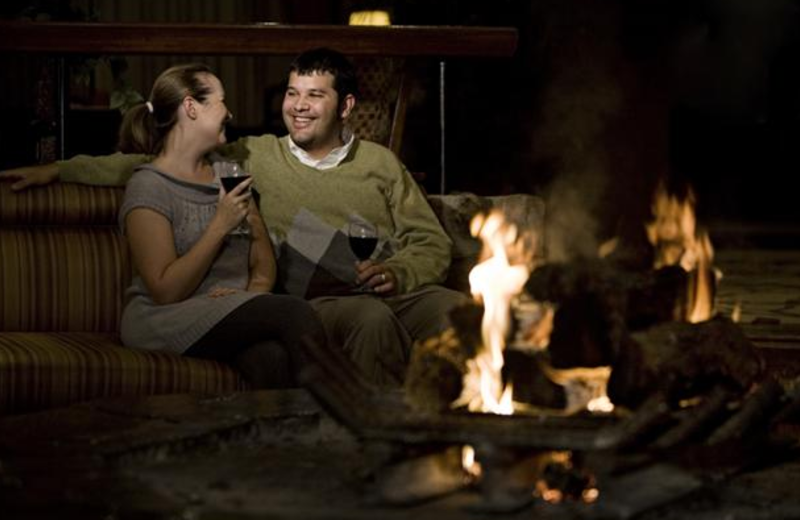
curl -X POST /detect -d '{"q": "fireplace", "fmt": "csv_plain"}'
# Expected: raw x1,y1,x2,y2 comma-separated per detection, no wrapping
297,181,800,516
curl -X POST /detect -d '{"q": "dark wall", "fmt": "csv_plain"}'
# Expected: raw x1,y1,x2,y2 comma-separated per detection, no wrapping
3,0,800,232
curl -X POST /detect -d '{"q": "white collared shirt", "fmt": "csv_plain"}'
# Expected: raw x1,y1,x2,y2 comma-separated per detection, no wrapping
287,128,355,170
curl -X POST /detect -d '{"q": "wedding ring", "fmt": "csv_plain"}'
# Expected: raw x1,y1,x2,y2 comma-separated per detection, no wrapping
381,273,386,283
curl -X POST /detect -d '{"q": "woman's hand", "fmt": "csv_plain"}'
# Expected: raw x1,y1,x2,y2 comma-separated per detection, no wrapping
207,286,240,298
212,177,253,234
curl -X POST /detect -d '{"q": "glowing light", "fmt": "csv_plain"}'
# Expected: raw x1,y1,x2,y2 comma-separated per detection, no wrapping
348,10,391,26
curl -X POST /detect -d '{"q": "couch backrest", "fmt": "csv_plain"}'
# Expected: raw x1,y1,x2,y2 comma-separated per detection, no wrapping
0,181,130,333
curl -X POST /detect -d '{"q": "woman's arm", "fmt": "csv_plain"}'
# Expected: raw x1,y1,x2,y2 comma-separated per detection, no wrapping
127,180,252,305
245,200,277,293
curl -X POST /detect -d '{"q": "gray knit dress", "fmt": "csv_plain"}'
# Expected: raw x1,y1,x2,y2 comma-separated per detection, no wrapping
118,164,259,354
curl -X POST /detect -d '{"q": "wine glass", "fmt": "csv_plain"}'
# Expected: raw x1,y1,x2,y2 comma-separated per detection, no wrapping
216,161,251,236
348,220,378,291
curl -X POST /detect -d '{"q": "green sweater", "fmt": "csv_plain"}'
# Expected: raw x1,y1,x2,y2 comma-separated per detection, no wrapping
60,135,452,298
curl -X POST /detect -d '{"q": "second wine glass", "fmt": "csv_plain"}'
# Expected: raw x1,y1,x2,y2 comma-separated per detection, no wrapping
347,220,378,261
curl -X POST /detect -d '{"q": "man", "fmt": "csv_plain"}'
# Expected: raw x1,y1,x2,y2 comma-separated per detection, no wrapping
1,48,468,386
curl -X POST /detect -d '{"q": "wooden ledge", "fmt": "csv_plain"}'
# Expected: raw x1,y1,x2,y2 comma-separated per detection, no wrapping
0,21,518,57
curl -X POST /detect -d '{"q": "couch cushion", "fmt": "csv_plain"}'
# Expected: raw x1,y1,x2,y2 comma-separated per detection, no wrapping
427,192,546,292
0,332,247,415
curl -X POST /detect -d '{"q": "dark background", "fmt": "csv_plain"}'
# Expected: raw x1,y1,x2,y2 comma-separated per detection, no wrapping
2,0,799,245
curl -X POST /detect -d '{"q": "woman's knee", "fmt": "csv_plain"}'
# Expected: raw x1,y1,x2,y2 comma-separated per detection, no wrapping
232,340,294,389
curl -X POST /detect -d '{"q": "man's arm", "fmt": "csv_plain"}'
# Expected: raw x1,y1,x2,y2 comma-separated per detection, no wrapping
0,163,59,190
382,163,453,294
0,152,148,190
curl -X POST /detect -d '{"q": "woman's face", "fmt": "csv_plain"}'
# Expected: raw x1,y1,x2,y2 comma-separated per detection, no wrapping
194,74,232,148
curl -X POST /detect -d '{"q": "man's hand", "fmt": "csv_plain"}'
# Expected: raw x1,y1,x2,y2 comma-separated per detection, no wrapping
0,163,59,191
355,260,397,296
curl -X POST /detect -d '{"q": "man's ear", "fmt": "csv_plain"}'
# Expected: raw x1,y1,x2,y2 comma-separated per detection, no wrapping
339,94,356,120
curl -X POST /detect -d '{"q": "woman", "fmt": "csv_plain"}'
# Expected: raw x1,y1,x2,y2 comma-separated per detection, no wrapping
117,63,324,388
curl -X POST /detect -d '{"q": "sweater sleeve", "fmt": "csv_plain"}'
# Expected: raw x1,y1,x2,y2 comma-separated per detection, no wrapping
382,161,453,293
58,152,150,186
57,135,257,186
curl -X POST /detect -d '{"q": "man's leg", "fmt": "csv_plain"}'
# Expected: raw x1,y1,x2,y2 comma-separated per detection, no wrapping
385,285,470,344
310,295,411,387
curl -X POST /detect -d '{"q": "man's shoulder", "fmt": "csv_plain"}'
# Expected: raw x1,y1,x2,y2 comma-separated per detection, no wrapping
240,133,282,147
351,138,399,164
354,138,392,153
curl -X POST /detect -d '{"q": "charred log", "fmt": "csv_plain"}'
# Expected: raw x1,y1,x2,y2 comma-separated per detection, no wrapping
706,376,786,446
652,384,738,450
404,328,467,414
524,260,693,368
503,350,567,409
403,303,485,414
608,316,765,409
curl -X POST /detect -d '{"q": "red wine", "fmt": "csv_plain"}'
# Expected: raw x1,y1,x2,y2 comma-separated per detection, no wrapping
349,236,378,260
220,174,251,193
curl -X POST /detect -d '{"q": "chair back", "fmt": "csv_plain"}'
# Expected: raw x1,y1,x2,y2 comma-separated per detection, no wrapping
349,57,410,156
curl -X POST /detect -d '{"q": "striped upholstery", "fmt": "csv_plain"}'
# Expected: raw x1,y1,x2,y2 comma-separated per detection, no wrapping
0,181,123,225
0,181,247,414
1,227,129,332
0,333,245,415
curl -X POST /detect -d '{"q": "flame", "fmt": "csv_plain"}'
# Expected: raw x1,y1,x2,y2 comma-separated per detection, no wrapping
645,183,717,323
731,301,742,323
542,365,615,414
455,210,533,414
461,445,481,479
582,487,600,503
536,480,565,504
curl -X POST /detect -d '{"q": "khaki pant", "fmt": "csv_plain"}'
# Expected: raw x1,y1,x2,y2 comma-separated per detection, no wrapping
311,285,469,387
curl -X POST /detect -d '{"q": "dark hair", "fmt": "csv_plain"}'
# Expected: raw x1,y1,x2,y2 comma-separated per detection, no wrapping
117,63,215,155
288,47,359,102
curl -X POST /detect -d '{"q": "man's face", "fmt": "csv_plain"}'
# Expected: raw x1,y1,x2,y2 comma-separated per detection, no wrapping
282,71,353,159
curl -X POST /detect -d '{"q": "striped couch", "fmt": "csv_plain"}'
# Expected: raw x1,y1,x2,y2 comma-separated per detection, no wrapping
0,181,247,415
0,179,544,415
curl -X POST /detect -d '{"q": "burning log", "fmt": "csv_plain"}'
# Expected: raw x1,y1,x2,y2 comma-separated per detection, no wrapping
502,350,567,410
405,302,568,413
404,328,470,414
608,316,765,409
524,260,702,369
596,392,672,450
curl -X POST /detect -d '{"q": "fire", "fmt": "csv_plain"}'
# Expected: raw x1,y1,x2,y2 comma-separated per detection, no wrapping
455,210,533,414
542,365,615,414
456,210,533,478
646,183,717,323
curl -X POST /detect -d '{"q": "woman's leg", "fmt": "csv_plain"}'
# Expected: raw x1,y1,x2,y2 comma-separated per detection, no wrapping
185,294,325,388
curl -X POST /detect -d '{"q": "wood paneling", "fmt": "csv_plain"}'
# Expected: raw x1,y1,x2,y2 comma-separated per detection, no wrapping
0,21,518,57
